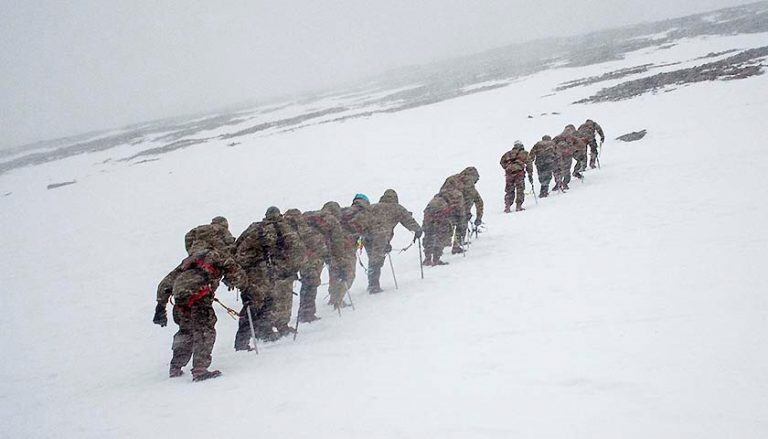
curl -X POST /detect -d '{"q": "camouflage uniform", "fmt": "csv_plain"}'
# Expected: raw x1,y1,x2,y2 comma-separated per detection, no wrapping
364,189,422,293
422,193,453,265
331,195,373,309
500,142,533,212
578,119,605,169
552,133,573,191
529,136,557,197
440,167,484,253
155,248,245,379
290,205,345,322
184,216,236,255
233,207,305,347
565,124,588,177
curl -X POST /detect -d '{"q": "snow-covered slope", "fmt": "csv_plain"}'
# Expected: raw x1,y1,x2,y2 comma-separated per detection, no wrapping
1,33,767,438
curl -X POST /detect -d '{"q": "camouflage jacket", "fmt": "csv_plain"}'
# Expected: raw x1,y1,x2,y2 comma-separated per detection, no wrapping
340,198,373,253
423,193,452,226
157,248,245,306
366,189,421,245
578,121,604,142
184,223,235,255
530,139,557,166
235,216,305,279
500,146,533,176
440,168,484,222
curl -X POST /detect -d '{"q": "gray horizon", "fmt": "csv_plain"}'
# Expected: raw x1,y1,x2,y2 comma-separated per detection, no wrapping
0,0,758,149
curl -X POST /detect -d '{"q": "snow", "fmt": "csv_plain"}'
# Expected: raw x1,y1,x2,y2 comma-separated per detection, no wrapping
1,33,768,438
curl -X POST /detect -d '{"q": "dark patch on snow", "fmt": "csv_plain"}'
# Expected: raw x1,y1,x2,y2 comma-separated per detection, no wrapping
575,46,768,103
227,142,240,147
695,49,739,60
616,130,648,142
220,107,349,140
119,138,210,161
47,180,77,190
133,158,160,165
4,192,11,197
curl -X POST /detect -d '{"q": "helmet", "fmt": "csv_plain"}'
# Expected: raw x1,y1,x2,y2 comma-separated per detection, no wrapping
542,135,551,141
514,140,524,148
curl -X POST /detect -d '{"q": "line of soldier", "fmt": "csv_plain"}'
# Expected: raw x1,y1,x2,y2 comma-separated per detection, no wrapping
151,166,485,381
500,119,604,212
149,118,602,382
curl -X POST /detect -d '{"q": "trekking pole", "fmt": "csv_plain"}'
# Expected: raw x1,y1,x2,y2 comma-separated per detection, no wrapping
417,237,424,279
529,175,538,205
387,253,398,290
597,139,603,169
213,298,239,320
246,305,259,354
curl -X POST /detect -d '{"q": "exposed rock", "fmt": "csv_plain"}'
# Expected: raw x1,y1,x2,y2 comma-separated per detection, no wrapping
47,180,77,190
616,130,647,142
575,46,768,103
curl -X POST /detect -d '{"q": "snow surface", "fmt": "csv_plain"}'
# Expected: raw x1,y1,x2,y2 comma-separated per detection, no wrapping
1,33,768,438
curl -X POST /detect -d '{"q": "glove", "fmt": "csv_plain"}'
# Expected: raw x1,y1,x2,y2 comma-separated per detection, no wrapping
414,229,423,239
385,244,392,253
153,303,167,327
474,218,482,226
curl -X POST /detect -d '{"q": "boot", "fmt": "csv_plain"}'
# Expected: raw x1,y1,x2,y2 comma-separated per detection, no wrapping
192,368,222,382
562,182,570,190
298,313,321,323
451,245,465,255
539,188,548,198
515,203,525,212
504,206,511,213
368,285,383,294
433,258,449,266
169,367,184,378
423,253,433,266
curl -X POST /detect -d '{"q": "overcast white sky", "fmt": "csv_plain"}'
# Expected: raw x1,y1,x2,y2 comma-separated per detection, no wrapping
0,0,756,148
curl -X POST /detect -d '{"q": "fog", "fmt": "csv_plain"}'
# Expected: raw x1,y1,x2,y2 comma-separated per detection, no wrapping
0,0,755,148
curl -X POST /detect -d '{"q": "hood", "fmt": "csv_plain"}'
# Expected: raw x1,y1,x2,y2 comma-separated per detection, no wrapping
321,201,342,218
461,167,479,183
379,189,399,204
264,206,282,221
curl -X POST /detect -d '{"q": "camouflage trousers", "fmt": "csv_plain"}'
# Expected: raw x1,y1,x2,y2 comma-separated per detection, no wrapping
170,299,217,371
423,218,451,262
588,139,599,168
298,256,324,321
328,253,356,308
504,172,525,208
536,161,555,196
555,155,573,188
235,275,295,346
365,236,389,289
573,148,587,175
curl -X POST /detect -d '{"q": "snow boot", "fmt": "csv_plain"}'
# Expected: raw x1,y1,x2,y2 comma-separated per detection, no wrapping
169,367,184,378
298,313,321,323
451,246,465,255
192,369,222,382
504,206,511,213
433,258,449,266
368,285,384,294
516,204,525,212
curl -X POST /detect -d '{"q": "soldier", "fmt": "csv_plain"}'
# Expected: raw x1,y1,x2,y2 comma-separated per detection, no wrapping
233,207,304,347
364,189,422,293
297,202,346,322
184,216,235,255
499,141,533,212
422,192,453,266
566,124,588,178
330,194,373,309
440,167,484,254
552,131,573,192
529,135,557,198
578,119,605,169
153,248,246,381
